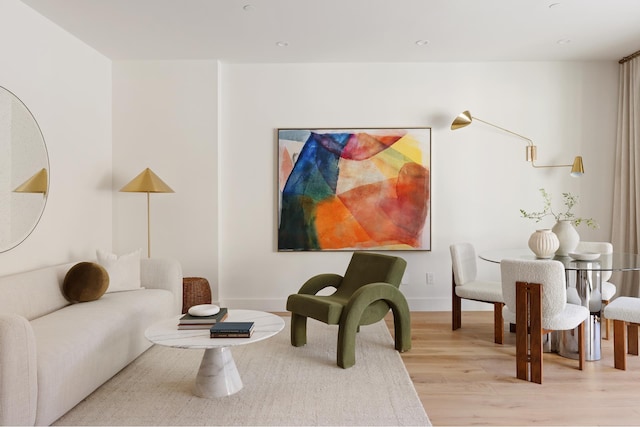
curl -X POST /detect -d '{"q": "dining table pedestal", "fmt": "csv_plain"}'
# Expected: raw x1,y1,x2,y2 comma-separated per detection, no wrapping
555,264,602,361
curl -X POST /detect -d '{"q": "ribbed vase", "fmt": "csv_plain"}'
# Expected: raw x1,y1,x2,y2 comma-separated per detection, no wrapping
528,229,560,259
552,220,580,256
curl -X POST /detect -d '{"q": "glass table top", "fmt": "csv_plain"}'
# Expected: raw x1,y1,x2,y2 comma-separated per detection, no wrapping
479,249,640,272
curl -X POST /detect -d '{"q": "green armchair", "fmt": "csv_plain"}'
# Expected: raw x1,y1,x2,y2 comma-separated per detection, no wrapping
286,251,411,368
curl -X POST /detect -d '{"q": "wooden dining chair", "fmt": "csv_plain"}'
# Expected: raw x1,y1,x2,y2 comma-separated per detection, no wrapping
500,258,590,383
450,243,504,344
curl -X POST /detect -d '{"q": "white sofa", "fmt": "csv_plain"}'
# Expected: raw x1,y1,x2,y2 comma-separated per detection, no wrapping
0,258,182,426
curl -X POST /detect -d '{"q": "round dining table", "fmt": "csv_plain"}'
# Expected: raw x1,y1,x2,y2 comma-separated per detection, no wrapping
479,249,640,361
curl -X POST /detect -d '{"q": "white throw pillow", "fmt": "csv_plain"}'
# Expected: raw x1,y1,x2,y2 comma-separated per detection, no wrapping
96,249,142,293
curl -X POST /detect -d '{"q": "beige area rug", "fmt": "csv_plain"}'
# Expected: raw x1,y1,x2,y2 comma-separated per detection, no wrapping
54,317,430,426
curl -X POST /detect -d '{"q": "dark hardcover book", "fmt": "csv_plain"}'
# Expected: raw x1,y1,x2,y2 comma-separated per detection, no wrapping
178,307,228,325
210,331,253,338
178,313,228,329
210,321,254,335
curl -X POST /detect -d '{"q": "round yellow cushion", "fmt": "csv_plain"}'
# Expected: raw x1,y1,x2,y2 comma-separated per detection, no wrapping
63,262,110,303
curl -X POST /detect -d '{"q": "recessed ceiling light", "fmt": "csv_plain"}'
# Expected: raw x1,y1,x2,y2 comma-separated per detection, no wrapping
548,2,561,8
276,41,289,47
243,4,253,12
415,40,429,46
557,39,571,45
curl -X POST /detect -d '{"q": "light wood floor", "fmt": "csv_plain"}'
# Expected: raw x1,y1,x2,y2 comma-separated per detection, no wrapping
385,311,640,426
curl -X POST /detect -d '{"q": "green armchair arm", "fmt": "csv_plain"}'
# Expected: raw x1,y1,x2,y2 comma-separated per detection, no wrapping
297,273,344,295
338,282,411,368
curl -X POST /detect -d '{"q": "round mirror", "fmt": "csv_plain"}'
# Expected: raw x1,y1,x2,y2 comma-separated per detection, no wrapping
0,86,49,252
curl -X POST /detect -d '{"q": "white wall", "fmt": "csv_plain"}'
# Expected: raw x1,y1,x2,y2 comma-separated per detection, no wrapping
112,61,220,298
218,62,617,311
0,0,112,275
2,2,616,312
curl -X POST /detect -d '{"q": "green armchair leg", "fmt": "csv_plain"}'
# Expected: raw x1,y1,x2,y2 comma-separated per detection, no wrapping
337,283,411,368
291,313,308,347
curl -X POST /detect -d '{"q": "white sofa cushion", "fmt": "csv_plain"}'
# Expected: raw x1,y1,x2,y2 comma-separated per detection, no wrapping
97,249,142,292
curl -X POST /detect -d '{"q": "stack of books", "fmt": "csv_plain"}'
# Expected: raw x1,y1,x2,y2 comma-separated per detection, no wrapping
177,307,228,330
210,321,255,338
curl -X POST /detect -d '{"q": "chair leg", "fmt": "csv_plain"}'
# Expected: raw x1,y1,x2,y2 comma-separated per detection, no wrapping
290,313,308,347
338,286,411,369
515,283,527,381
578,320,585,371
337,314,360,369
529,287,543,384
494,302,504,344
515,281,542,383
628,323,639,356
452,272,461,331
613,319,627,370
390,302,412,354
602,299,610,340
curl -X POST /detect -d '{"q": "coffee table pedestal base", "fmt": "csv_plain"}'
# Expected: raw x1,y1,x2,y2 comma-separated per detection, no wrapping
194,347,243,398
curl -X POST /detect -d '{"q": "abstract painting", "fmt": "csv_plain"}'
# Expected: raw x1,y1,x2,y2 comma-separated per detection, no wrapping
278,128,431,251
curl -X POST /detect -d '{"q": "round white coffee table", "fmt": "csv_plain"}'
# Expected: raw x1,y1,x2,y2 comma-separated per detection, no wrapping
145,309,285,398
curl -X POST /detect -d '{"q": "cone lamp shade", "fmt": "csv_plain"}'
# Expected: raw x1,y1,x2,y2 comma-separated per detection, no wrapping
120,168,174,257
450,110,473,130
14,168,48,194
120,168,174,193
570,156,584,177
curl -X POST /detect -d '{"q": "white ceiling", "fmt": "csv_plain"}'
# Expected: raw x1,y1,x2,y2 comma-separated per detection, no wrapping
19,0,640,63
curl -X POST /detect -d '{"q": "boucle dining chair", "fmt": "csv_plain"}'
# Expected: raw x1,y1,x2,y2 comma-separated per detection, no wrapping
286,251,411,369
602,296,640,370
575,241,616,339
500,258,590,383
450,243,504,344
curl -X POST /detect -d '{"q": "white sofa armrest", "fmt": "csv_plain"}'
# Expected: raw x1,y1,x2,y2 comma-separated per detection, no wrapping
140,258,183,315
0,314,37,426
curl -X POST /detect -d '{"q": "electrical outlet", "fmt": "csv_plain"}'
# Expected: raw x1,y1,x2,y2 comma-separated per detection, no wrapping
426,272,435,285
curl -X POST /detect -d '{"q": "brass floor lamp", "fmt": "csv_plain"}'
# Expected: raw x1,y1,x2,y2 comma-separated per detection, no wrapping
120,168,174,258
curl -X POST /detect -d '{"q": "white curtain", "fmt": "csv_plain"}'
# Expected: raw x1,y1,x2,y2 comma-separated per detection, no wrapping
612,54,640,296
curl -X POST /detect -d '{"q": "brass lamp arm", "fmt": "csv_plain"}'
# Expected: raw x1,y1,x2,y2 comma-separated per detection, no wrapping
533,155,584,177
472,117,534,146
531,162,572,168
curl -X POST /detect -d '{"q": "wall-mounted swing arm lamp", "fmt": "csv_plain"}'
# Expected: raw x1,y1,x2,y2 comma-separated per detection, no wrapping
450,110,584,177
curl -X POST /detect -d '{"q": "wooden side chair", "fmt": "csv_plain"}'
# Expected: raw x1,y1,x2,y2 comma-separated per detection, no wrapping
500,259,590,383
450,243,504,344
603,296,640,370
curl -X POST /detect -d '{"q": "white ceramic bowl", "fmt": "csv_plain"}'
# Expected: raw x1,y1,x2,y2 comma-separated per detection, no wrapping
188,304,220,316
568,252,600,261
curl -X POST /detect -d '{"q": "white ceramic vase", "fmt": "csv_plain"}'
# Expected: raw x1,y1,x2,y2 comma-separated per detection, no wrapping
528,229,560,259
552,220,580,256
